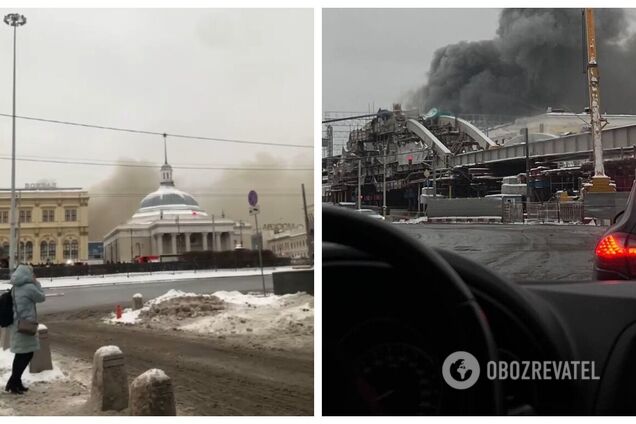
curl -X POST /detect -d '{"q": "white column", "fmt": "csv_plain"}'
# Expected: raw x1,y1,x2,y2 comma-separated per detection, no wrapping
157,235,163,256
202,232,208,251
185,233,191,252
171,233,177,254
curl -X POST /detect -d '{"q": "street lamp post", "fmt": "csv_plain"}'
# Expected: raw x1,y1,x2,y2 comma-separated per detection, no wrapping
4,13,26,272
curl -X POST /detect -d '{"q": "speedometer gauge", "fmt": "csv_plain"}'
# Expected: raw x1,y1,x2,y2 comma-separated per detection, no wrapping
354,342,442,415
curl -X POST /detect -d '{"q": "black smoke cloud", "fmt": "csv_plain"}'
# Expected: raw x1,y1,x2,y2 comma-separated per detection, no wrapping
408,9,636,117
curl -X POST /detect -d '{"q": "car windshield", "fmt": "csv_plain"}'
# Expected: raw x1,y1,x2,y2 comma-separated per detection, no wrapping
321,7,636,284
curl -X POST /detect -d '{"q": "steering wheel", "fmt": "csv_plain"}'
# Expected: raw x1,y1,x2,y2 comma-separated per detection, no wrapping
322,206,503,415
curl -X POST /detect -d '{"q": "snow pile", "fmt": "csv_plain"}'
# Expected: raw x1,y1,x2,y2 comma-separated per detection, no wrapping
181,291,314,339
0,348,66,384
105,289,224,325
105,289,314,351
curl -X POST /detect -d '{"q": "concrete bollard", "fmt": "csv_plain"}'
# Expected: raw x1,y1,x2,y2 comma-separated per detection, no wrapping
0,327,10,351
30,324,53,373
130,369,176,416
132,293,143,310
90,345,129,412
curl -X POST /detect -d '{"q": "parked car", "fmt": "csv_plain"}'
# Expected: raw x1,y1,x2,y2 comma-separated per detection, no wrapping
355,208,385,220
593,181,636,280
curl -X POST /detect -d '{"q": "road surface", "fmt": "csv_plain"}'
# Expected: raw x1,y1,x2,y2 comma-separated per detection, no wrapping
45,307,313,416
40,274,273,314
396,223,606,281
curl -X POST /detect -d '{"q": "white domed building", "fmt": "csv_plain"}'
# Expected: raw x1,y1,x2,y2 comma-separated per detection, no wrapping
103,142,251,262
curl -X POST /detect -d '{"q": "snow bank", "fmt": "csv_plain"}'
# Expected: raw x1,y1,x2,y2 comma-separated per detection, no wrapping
104,288,314,350
0,266,295,290
180,291,314,338
0,349,66,384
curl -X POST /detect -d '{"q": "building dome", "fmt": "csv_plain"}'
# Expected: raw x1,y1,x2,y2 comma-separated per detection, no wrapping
130,145,207,221
139,185,201,209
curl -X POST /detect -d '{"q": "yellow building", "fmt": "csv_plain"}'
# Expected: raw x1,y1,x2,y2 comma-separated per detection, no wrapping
0,182,89,265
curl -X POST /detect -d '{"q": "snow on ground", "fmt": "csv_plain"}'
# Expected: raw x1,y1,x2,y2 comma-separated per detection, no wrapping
0,349,94,416
0,349,66,385
0,266,295,290
105,289,314,351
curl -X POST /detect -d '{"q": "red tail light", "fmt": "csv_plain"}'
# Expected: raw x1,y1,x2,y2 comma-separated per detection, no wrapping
596,233,636,259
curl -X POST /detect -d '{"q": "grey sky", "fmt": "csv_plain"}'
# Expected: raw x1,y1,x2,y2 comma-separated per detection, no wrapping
0,9,313,235
323,8,501,113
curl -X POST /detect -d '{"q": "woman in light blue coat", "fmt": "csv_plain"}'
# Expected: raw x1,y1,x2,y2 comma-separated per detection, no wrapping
5,265,45,394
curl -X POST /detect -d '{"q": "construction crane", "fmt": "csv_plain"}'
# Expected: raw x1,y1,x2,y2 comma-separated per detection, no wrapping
584,8,615,192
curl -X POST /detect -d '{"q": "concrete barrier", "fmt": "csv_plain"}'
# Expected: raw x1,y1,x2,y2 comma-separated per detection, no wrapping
30,324,53,373
132,293,143,310
90,345,129,412
273,269,314,295
130,369,176,416
0,327,10,350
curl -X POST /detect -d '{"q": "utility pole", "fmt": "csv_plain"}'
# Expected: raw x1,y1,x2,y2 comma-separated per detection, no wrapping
4,13,26,272
524,127,531,200
357,159,362,209
432,152,437,198
584,8,615,193
301,183,313,262
253,212,266,296
382,142,388,217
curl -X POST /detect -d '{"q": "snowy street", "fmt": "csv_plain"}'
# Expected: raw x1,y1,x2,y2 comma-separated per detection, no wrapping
396,223,606,281
0,285,313,415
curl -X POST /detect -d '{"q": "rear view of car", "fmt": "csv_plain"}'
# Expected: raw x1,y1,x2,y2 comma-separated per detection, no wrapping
594,182,636,280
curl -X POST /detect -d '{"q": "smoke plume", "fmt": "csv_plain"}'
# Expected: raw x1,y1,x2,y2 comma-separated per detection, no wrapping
87,153,313,240
88,160,156,240
408,9,636,117
189,152,313,228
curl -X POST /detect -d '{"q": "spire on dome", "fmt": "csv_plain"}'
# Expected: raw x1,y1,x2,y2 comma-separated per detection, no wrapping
160,133,174,186
163,133,168,165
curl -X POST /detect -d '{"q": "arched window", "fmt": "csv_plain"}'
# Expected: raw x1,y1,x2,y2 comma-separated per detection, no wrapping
49,241,56,261
25,242,33,262
63,240,71,259
70,240,79,260
40,241,48,262
19,241,24,262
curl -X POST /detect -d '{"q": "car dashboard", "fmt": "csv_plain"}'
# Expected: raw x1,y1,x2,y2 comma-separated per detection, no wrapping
324,241,636,415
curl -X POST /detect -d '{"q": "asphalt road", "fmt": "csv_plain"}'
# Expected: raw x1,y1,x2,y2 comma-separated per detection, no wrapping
39,274,273,315
395,223,607,282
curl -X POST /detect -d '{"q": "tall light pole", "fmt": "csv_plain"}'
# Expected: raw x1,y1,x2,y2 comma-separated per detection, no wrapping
584,8,614,193
4,13,27,272
357,159,362,209
382,143,388,217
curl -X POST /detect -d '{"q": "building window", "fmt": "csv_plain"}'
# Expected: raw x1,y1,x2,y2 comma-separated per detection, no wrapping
19,209,32,223
65,208,77,222
71,240,78,259
24,241,32,262
0,210,8,224
49,241,56,260
40,241,48,261
42,209,55,223
63,240,70,259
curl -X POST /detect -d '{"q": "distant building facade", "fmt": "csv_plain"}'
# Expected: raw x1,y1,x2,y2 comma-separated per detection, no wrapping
103,146,251,263
266,230,310,259
0,182,89,265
